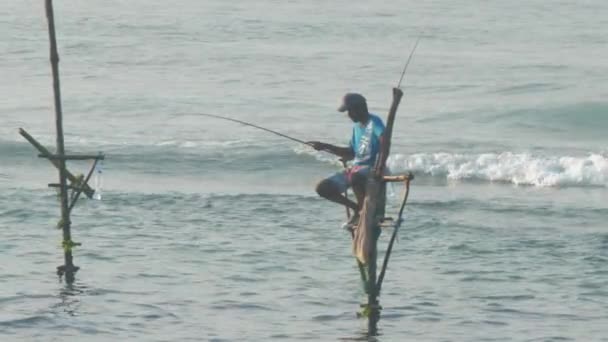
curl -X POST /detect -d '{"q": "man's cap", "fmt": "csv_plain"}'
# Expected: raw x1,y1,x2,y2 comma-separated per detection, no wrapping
338,93,367,112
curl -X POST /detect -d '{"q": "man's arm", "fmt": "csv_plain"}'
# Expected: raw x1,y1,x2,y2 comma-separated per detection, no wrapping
307,141,354,160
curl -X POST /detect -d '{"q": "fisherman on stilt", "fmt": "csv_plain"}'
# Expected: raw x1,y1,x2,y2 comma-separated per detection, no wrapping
308,93,386,230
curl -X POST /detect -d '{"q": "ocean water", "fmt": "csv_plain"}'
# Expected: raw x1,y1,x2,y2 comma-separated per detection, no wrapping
1,0,607,341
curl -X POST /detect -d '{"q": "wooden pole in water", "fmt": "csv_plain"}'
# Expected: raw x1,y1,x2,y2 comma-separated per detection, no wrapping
45,0,78,283
19,128,96,199
371,87,403,333
352,87,404,334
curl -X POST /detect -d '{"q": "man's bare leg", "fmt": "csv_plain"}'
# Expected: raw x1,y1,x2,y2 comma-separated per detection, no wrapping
316,179,358,212
351,172,367,212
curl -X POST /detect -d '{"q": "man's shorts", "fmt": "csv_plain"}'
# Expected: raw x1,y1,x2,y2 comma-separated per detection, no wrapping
325,165,371,193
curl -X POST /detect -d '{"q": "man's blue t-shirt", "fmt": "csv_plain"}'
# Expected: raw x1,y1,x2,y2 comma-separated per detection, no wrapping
349,114,385,167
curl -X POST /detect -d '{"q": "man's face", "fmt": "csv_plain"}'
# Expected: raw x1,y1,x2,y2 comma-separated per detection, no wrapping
347,108,361,123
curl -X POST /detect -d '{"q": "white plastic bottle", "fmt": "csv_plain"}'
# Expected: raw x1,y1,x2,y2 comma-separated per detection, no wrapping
93,161,103,200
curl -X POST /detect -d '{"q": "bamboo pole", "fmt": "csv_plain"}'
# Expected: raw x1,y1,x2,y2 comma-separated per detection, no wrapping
383,174,413,182
19,128,96,199
68,157,101,212
45,0,78,283
352,87,404,334
377,178,411,294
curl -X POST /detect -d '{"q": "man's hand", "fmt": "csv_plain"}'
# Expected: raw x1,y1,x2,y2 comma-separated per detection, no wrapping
306,141,353,159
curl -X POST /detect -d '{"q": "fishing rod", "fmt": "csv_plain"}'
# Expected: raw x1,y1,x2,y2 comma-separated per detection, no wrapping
397,35,422,89
374,35,422,174
198,112,348,156
197,36,421,155
196,113,348,158
198,112,310,146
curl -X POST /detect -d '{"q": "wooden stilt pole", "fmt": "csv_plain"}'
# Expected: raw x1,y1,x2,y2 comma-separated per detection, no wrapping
19,128,96,199
352,87,404,335
18,0,103,282
44,0,78,283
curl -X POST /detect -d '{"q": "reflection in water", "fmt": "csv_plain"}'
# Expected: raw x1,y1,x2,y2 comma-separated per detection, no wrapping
52,281,88,317
339,328,383,342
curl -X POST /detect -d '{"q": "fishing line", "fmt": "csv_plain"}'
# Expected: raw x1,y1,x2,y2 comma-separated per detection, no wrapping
197,112,310,146
187,36,421,158
396,35,422,89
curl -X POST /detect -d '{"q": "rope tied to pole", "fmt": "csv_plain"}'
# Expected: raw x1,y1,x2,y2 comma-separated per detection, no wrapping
62,239,81,252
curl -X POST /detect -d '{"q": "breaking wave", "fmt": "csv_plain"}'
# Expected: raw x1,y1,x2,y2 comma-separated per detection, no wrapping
388,152,608,187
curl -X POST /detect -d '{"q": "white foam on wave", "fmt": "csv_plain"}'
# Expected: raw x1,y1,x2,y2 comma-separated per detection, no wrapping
154,139,261,149
388,152,608,187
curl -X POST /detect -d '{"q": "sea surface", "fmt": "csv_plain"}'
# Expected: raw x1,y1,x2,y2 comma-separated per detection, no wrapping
1,1,607,341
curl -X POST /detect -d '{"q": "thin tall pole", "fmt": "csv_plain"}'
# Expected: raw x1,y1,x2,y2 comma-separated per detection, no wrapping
45,0,77,283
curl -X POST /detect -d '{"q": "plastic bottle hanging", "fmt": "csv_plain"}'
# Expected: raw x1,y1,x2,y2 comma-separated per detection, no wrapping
93,160,103,200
